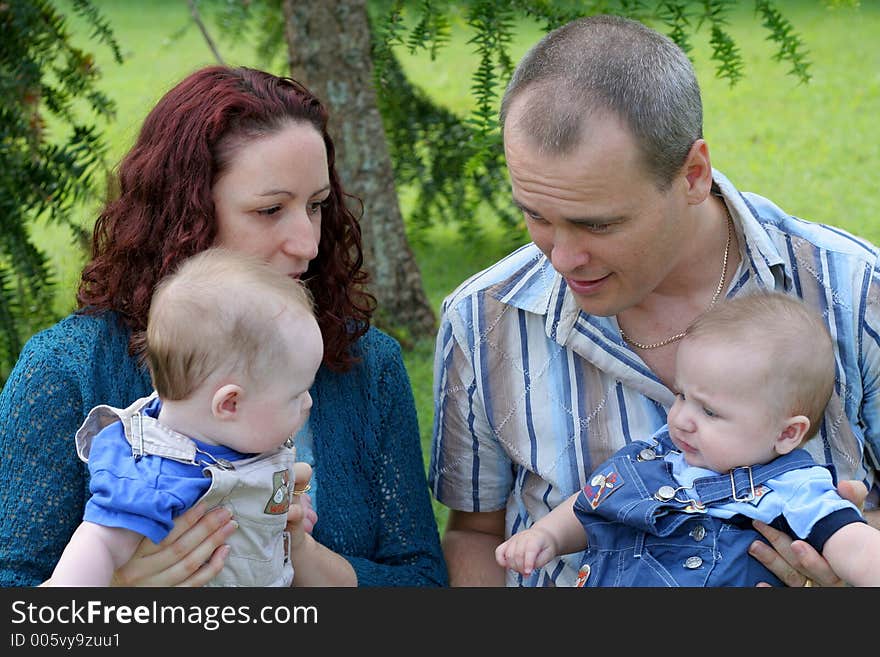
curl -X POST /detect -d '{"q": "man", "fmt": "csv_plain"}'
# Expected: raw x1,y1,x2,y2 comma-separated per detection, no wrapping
429,14,879,587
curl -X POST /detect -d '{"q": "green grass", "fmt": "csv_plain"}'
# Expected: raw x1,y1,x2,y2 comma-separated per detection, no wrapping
33,1,880,536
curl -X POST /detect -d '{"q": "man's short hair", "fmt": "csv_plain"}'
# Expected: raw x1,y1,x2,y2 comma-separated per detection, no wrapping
500,14,703,189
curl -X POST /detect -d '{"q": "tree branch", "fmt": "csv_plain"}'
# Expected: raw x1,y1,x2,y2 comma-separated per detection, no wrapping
186,0,225,65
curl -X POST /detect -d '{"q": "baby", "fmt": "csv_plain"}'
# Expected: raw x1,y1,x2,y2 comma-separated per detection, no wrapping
48,248,322,586
497,292,880,586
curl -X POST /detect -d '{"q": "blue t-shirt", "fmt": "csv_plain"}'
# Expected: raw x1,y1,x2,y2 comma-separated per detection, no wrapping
83,397,249,544
666,450,863,549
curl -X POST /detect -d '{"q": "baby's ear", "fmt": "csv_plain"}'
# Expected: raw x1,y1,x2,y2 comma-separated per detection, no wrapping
776,415,810,455
212,384,243,420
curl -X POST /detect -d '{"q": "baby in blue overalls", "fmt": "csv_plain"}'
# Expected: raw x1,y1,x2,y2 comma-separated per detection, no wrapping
496,292,880,586
47,248,323,587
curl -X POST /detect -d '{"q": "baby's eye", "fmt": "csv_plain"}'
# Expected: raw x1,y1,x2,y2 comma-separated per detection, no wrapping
702,407,716,418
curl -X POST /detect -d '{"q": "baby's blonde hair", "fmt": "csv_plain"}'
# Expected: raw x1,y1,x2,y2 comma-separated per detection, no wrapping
146,248,316,400
685,292,835,441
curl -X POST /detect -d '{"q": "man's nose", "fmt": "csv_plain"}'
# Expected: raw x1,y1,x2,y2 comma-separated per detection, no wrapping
550,229,591,274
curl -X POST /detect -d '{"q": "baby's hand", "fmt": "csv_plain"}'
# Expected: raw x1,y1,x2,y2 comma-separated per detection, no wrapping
495,528,557,575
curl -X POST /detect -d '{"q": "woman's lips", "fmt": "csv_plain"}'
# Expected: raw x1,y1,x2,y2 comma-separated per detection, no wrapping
565,273,611,295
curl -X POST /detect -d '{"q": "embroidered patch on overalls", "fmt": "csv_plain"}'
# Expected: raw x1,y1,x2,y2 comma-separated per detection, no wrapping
264,469,291,514
746,484,772,507
582,465,624,510
575,564,591,587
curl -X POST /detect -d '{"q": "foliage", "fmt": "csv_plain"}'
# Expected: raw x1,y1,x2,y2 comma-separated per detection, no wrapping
197,0,812,244
1,0,812,381
372,0,811,238
0,0,122,380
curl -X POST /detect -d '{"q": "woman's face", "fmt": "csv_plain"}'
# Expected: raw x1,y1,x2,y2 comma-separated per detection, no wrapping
212,121,330,280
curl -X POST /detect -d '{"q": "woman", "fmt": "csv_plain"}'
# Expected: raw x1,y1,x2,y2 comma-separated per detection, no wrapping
0,66,448,587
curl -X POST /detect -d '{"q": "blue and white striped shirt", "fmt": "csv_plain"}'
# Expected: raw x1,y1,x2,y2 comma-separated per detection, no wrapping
429,170,880,586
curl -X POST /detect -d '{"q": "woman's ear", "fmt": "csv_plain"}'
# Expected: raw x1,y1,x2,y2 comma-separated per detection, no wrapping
212,384,243,420
776,415,810,455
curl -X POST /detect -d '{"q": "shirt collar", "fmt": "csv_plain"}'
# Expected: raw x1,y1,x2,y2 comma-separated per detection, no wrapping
712,169,789,291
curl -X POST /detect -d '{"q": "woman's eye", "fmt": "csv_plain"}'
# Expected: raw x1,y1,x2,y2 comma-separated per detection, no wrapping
309,199,330,215
258,205,282,216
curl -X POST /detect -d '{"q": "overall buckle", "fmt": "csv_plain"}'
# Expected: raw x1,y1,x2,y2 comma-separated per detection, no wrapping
730,466,755,502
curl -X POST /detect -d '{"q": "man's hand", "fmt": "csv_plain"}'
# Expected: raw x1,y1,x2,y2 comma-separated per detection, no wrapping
749,479,868,587
443,509,507,586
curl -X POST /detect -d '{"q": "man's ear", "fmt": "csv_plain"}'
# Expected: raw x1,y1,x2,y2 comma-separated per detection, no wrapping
212,384,243,420
682,139,713,204
776,415,810,455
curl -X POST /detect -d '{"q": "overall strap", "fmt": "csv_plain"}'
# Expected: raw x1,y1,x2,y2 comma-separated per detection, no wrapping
75,391,232,468
692,449,818,504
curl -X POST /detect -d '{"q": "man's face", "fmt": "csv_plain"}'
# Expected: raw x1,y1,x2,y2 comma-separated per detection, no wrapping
503,102,690,317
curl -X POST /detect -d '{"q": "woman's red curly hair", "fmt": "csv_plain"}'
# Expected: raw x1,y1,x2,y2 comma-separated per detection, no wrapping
77,66,375,371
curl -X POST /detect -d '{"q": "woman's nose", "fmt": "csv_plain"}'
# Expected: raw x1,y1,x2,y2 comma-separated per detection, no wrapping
282,213,319,260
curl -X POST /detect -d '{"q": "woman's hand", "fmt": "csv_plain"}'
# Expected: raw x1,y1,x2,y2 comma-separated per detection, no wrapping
749,479,868,587
297,490,318,535
283,462,355,586
111,503,237,587
287,462,317,544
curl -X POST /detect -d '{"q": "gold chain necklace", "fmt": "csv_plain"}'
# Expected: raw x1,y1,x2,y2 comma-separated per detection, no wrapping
620,212,732,350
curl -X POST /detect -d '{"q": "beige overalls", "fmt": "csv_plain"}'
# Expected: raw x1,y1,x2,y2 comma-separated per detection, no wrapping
75,393,295,587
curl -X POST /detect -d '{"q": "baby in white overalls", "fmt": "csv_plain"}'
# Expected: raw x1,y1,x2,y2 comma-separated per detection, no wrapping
47,248,323,587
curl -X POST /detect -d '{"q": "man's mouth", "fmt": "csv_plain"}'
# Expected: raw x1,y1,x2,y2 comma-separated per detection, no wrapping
565,273,612,295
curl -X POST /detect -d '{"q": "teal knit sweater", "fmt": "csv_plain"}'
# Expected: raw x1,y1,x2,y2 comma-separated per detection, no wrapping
0,311,448,587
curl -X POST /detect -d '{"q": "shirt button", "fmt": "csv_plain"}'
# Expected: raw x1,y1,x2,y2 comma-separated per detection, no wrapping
690,525,707,541
684,556,703,569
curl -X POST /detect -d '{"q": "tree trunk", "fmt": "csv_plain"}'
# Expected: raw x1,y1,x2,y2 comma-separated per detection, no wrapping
281,0,436,340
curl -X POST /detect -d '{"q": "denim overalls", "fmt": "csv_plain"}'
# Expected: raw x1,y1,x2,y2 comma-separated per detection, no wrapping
76,393,296,587
572,432,817,587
